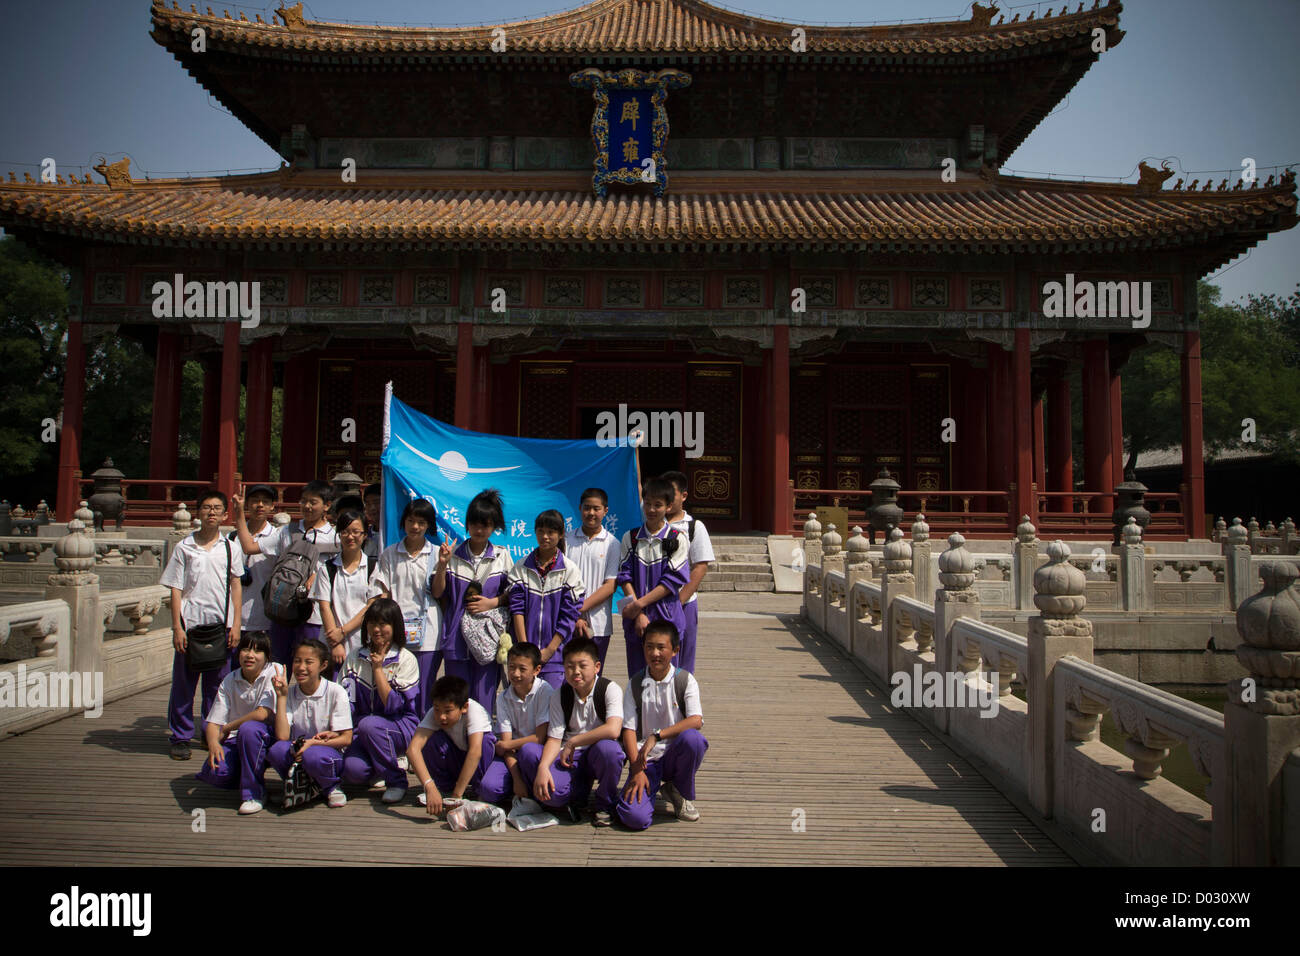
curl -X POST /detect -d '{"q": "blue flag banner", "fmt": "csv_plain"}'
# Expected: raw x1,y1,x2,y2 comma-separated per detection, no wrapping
380,385,641,563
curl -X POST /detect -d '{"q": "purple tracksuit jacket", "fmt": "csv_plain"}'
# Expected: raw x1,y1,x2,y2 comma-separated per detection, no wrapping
507,550,585,681
438,541,514,662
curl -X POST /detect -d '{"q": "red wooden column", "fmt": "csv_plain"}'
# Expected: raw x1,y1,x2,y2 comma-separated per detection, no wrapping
244,339,274,482
454,322,474,429
216,321,242,498
768,325,791,535
1048,368,1073,493
198,358,220,485
56,319,87,521
473,345,491,433
148,330,182,498
1012,328,1035,522
1032,389,1046,494
1110,370,1125,482
1181,331,1207,537
280,356,309,483
1082,339,1113,508
986,344,1013,506
963,362,988,497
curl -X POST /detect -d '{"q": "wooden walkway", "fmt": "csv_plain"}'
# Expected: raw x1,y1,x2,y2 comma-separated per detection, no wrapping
0,594,1073,866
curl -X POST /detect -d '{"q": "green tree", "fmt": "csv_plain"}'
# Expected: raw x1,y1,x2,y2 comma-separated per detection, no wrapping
0,235,69,504
1122,281,1300,469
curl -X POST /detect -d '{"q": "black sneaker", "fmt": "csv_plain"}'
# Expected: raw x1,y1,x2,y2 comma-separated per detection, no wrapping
169,742,191,760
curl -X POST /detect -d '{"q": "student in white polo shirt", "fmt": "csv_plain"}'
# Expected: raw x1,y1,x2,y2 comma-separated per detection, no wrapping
232,480,338,665
164,489,245,761
368,498,442,717
311,509,378,669
661,470,715,674
517,637,625,826
408,675,497,814
615,620,706,830
196,631,285,815
478,642,556,805
268,638,354,808
567,487,622,668
232,484,278,649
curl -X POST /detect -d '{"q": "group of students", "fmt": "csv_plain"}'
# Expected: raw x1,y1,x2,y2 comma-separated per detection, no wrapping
163,472,715,830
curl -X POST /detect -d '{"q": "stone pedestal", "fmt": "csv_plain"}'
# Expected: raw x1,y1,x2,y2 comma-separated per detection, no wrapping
1222,703,1300,865
1013,515,1038,611
1119,516,1147,611
1026,540,1093,818
1223,519,1252,610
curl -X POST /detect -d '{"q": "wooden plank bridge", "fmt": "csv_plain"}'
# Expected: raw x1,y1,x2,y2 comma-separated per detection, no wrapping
0,593,1073,866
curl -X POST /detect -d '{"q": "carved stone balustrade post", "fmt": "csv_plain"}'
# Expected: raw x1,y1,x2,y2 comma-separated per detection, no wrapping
844,527,873,630
911,514,933,599
1223,561,1300,865
1223,518,1252,610
1247,517,1261,553
1283,517,1296,555
43,516,102,680
1027,540,1094,818
804,512,823,566
821,524,843,578
1119,516,1148,611
1214,516,1228,543
881,527,915,677
932,533,981,734
1014,514,1038,611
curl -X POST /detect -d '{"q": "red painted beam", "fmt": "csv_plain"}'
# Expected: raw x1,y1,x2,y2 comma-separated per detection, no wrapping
1082,339,1113,508
454,322,474,429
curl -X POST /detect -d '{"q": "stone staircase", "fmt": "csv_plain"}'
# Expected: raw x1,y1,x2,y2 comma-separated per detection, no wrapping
700,534,775,592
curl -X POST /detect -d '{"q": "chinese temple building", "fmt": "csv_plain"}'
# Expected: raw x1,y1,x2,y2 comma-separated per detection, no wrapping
2,0,1295,535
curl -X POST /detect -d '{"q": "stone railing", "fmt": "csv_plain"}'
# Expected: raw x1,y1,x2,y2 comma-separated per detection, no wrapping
1,534,171,596
0,599,73,736
1,517,177,738
801,514,1300,866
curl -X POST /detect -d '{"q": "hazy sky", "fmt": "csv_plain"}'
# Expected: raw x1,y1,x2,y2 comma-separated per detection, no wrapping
1,0,1296,303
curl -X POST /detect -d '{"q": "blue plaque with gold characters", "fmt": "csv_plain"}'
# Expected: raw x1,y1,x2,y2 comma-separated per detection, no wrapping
569,68,691,198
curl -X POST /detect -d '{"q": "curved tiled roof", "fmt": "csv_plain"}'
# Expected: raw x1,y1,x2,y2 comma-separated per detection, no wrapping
1,168,1293,267
149,0,1122,57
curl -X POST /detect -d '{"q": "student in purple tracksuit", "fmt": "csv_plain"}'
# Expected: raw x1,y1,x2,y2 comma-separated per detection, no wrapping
616,477,689,679
408,675,496,816
431,488,513,711
195,631,283,815
337,598,421,805
269,638,353,808
368,498,442,719
507,510,586,691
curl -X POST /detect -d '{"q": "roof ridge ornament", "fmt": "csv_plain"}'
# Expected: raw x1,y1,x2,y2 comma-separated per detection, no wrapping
970,3,998,28
1135,160,1175,195
93,156,133,190
276,2,306,31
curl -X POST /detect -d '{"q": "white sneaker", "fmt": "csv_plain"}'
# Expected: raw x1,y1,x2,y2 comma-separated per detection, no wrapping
663,782,700,822
417,791,427,806
381,786,407,804
396,755,409,770
327,790,347,808
369,776,386,790
238,799,263,815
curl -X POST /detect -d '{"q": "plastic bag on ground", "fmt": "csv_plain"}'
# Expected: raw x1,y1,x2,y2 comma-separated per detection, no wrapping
507,796,559,831
446,799,506,832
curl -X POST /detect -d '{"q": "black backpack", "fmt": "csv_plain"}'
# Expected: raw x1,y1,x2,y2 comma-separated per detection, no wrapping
560,676,611,730
629,525,684,556
628,667,690,736
262,528,318,625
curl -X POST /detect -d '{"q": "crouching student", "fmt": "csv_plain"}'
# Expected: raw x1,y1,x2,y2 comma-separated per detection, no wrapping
407,675,496,816
479,642,556,805
268,639,353,808
508,509,585,690
518,637,625,827
195,632,284,815
615,621,707,830
337,598,421,804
